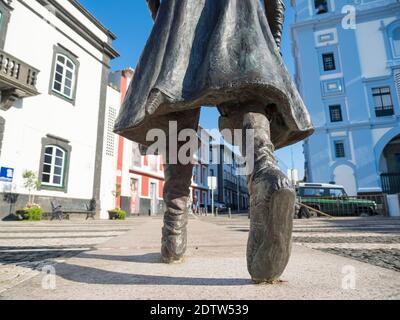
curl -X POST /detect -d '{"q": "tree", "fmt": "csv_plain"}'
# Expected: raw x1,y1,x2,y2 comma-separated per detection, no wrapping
22,170,41,206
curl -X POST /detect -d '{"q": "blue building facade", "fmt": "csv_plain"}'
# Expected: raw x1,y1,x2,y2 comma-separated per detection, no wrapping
291,0,400,195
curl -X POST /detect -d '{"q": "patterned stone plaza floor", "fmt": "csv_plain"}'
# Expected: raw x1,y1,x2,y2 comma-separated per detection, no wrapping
0,220,139,294
205,215,400,272
0,215,399,299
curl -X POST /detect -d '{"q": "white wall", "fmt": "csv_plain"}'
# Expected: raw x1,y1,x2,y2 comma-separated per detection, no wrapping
99,86,120,219
0,0,108,201
356,18,396,78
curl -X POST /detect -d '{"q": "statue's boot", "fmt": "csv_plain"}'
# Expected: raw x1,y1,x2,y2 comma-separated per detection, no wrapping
161,162,194,263
220,108,296,283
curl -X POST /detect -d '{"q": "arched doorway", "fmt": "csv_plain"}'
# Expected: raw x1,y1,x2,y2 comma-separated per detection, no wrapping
333,164,357,196
380,135,400,194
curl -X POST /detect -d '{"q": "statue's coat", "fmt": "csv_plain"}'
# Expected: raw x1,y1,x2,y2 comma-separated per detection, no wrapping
114,0,314,149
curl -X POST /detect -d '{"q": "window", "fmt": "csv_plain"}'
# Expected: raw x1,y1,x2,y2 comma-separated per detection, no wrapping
329,105,343,122
372,87,394,117
52,54,76,99
322,53,336,71
131,143,142,168
329,188,347,197
393,27,400,57
149,156,158,172
0,1,11,50
39,136,71,192
41,146,66,187
50,46,79,103
314,0,328,15
195,165,200,184
334,141,346,158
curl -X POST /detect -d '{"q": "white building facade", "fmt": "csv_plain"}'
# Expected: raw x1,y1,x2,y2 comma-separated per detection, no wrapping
291,0,400,195
0,0,118,219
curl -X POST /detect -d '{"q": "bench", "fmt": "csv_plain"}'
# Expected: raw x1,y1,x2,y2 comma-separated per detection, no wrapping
51,200,96,221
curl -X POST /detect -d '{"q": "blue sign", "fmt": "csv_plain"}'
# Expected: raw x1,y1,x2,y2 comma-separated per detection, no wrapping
0,167,14,182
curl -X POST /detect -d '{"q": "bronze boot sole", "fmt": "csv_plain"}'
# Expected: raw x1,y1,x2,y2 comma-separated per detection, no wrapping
247,188,295,284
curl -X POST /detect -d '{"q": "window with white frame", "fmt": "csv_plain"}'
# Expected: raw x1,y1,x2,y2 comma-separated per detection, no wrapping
393,27,400,57
0,1,11,49
131,143,142,168
52,54,76,99
41,145,66,187
0,11,3,31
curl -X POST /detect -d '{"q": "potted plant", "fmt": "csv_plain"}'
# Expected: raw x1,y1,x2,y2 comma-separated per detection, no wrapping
16,170,42,221
16,204,43,221
108,208,126,220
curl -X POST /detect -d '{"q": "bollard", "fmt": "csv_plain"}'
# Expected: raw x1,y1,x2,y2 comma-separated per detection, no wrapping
229,208,232,219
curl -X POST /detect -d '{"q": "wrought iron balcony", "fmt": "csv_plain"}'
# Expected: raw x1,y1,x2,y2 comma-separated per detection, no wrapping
381,173,400,194
0,49,40,110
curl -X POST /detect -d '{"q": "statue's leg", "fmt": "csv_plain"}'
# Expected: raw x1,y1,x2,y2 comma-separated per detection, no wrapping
161,162,194,263
220,105,295,283
160,109,200,263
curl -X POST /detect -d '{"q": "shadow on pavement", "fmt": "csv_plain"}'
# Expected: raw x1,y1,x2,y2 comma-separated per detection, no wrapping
54,262,253,286
77,252,162,264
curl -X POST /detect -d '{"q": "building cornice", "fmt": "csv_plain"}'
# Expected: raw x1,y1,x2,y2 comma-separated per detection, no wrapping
24,0,119,59
67,0,117,41
291,2,400,31
45,0,119,58
313,118,400,133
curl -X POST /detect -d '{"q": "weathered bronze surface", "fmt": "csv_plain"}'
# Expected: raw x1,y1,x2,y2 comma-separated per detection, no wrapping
115,0,314,282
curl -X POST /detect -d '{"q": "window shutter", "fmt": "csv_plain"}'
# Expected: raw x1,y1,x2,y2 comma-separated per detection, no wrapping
394,69,400,104
106,107,116,157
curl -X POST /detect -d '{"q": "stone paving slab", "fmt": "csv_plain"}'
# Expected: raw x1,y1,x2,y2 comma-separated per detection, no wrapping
1,217,399,300
0,219,140,295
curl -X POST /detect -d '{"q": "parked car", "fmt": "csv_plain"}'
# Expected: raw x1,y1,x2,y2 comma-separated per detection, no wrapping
208,203,228,213
296,183,378,217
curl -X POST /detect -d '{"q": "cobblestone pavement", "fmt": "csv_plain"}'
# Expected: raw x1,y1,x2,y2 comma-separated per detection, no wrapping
201,215,400,272
0,219,139,294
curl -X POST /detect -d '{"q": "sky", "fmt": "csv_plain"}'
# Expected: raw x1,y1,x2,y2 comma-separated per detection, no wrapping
79,0,304,177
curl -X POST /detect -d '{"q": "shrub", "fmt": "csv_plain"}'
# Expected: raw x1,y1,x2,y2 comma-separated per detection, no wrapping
117,209,126,220
18,205,43,221
108,208,126,220
26,206,43,221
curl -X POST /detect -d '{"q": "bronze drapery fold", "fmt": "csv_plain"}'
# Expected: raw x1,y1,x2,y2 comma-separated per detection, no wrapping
146,0,286,49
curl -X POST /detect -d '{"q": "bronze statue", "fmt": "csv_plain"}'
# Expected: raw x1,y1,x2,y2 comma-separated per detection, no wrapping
114,0,314,283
